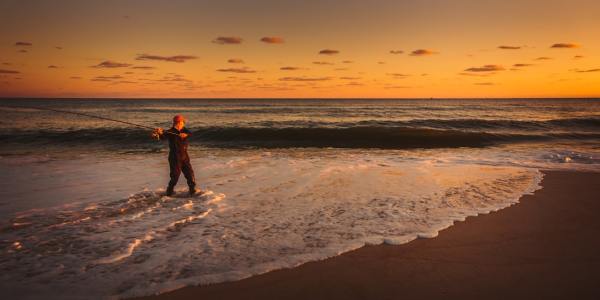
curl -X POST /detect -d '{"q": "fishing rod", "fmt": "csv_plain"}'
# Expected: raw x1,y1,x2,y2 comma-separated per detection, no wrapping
0,105,181,138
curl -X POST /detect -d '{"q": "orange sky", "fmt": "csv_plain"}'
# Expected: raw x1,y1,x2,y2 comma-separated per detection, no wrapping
1,0,599,98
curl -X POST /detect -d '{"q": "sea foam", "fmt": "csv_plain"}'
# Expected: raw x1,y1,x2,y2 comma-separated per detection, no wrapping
0,153,543,299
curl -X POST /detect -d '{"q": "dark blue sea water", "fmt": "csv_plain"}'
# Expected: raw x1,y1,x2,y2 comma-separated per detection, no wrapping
0,98,598,299
0,98,599,152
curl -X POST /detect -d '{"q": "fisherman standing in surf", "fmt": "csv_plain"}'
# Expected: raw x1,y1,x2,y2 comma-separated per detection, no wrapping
152,115,197,196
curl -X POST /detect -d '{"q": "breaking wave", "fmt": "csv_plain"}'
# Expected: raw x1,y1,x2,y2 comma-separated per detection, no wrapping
1,117,599,150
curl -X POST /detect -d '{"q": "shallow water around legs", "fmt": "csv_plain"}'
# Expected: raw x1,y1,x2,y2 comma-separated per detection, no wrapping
0,149,545,299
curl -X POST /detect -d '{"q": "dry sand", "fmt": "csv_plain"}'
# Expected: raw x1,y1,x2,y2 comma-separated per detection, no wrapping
137,170,600,300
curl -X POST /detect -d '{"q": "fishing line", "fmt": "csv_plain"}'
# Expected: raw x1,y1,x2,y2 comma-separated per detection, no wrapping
0,105,181,137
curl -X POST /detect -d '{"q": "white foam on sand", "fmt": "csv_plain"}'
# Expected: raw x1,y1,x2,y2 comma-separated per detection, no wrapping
0,151,546,299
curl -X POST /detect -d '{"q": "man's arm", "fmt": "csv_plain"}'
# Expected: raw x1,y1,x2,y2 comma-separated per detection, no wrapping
179,128,192,139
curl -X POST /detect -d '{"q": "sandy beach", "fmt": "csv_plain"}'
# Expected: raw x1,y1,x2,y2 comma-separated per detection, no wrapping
138,170,600,300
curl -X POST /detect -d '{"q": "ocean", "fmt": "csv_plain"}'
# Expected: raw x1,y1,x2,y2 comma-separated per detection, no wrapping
0,98,599,299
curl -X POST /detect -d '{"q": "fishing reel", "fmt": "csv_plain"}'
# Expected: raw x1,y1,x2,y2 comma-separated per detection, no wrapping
151,128,163,140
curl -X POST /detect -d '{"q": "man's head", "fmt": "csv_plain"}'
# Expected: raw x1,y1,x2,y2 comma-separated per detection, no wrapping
173,114,185,130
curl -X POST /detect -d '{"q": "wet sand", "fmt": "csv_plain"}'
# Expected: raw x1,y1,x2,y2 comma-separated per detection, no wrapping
137,170,600,300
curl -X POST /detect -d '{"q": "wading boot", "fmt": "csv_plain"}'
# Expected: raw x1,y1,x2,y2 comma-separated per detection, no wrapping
166,187,175,197
189,186,198,196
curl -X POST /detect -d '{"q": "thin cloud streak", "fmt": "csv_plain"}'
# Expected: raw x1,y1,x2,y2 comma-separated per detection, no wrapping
136,54,197,63
574,68,600,73
91,61,132,68
410,49,437,56
216,67,256,73
551,43,579,48
213,36,243,44
279,76,331,81
387,73,409,77
498,45,521,50
0,69,20,74
464,64,504,72
260,37,284,44
319,49,339,55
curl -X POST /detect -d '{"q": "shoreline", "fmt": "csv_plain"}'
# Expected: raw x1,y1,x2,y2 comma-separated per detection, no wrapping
136,170,600,299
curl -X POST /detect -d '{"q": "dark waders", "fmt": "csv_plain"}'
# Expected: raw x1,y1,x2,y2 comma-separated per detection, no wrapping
161,127,196,195
167,153,196,195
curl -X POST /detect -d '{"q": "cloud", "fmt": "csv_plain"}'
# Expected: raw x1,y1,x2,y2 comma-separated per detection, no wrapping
136,54,197,63
91,75,123,81
498,45,521,50
18,49,28,53
228,58,244,64
410,49,437,56
475,82,494,86
260,37,284,44
212,36,243,44
313,61,334,65
339,76,361,80
389,50,404,54
47,65,59,69
92,60,132,68
95,75,123,79
574,68,600,73
387,73,409,77
513,63,533,67
15,42,32,46
55,46,63,50
319,49,339,55
216,67,256,73
70,76,81,79
280,66,301,70
131,66,156,69
551,43,579,48
342,60,354,64
464,64,504,72
535,57,552,60
279,77,331,81
0,69,20,74
574,55,584,59
345,82,363,86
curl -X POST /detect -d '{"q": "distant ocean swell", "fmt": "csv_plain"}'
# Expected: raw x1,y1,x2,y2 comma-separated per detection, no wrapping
1,119,599,150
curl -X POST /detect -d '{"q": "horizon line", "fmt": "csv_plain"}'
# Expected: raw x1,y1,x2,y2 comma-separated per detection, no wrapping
1,97,599,100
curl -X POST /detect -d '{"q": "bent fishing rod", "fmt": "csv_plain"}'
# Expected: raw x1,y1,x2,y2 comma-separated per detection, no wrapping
1,105,182,138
